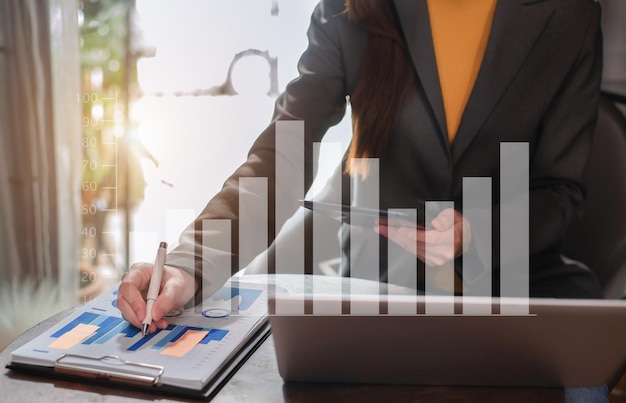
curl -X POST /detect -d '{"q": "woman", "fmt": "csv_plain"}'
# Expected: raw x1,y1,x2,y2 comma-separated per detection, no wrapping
118,0,606,398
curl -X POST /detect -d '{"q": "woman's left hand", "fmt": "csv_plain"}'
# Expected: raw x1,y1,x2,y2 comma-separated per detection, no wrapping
375,208,471,266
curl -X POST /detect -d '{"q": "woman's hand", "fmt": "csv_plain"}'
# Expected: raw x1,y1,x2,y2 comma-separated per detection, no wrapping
375,208,471,266
116,263,196,334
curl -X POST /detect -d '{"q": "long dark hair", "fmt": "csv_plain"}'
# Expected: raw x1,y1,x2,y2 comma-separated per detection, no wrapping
345,0,415,175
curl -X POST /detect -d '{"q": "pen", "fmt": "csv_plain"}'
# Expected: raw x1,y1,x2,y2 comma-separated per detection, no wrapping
142,241,168,336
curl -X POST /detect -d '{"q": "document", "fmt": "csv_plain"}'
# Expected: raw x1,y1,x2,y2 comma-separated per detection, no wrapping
9,278,269,395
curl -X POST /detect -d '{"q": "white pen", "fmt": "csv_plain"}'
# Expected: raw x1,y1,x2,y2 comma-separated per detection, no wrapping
142,241,168,336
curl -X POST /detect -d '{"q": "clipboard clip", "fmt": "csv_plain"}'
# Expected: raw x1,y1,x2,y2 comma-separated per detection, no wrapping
54,353,164,386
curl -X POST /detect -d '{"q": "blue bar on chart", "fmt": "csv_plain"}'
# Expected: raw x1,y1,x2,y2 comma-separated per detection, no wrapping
462,177,493,315
350,157,380,315
274,121,305,314
425,201,455,316
211,286,263,312
127,325,176,351
387,208,418,316
51,312,99,338
312,142,343,315
95,321,140,344
82,316,125,344
51,312,142,347
128,325,228,352
151,327,228,349
152,326,190,349
500,142,529,315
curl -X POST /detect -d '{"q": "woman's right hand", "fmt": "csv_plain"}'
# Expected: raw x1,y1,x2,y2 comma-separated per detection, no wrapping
375,208,470,267
116,263,196,334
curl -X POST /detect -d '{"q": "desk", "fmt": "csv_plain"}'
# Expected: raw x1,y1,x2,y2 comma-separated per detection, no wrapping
1,310,569,402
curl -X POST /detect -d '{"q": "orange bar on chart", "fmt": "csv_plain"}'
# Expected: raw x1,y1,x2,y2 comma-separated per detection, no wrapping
48,324,100,349
161,330,209,357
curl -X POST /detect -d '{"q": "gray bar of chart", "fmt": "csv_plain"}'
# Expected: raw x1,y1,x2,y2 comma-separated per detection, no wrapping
239,177,268,314
312,142,343,315
463,178,492,315
201,219,232,312
387,208,418,315
425,201,455,316
500,142,529,315
350,158,380,315
275,121,305,314
239,177,268,273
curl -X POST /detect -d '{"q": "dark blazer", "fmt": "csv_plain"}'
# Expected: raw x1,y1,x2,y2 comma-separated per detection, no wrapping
167,0,603,298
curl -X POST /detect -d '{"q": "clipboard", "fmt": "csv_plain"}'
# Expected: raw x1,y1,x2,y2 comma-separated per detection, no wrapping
7,280,271,400
7,322,271,399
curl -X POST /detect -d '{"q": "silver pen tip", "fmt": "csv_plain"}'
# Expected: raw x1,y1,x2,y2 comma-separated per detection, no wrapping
142,323,149,336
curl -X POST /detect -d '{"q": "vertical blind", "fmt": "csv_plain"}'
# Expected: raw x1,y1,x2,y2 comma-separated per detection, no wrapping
0,0,81,302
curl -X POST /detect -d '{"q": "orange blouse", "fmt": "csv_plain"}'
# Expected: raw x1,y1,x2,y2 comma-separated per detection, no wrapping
427,0,498,143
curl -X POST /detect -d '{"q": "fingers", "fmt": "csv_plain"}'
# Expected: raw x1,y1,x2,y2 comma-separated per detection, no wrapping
425,209,472,265
117,264,197,334
375,208,471,266
151,281,180,324
423,210,463,265
391,226,419,254
117,263,154,329
431,208,455,231
116,294,142,329
377,221,427,250
147,267,196,333
421,243,455,266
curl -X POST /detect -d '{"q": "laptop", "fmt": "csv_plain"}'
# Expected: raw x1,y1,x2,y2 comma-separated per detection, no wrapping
269,293,626,388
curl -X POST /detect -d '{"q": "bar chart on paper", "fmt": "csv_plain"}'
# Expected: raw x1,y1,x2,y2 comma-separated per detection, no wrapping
10,280,268,389
47,311,229,357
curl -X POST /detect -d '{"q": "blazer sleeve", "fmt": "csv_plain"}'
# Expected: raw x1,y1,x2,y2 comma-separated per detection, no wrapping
464,1,603,284
164,0,349,297
527,1,603,257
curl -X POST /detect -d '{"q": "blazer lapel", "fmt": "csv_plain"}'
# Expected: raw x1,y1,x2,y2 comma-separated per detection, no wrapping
394,0,450,158
451,0,555,161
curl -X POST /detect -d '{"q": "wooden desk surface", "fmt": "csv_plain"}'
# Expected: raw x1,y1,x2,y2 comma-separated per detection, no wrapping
0,309,571,403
